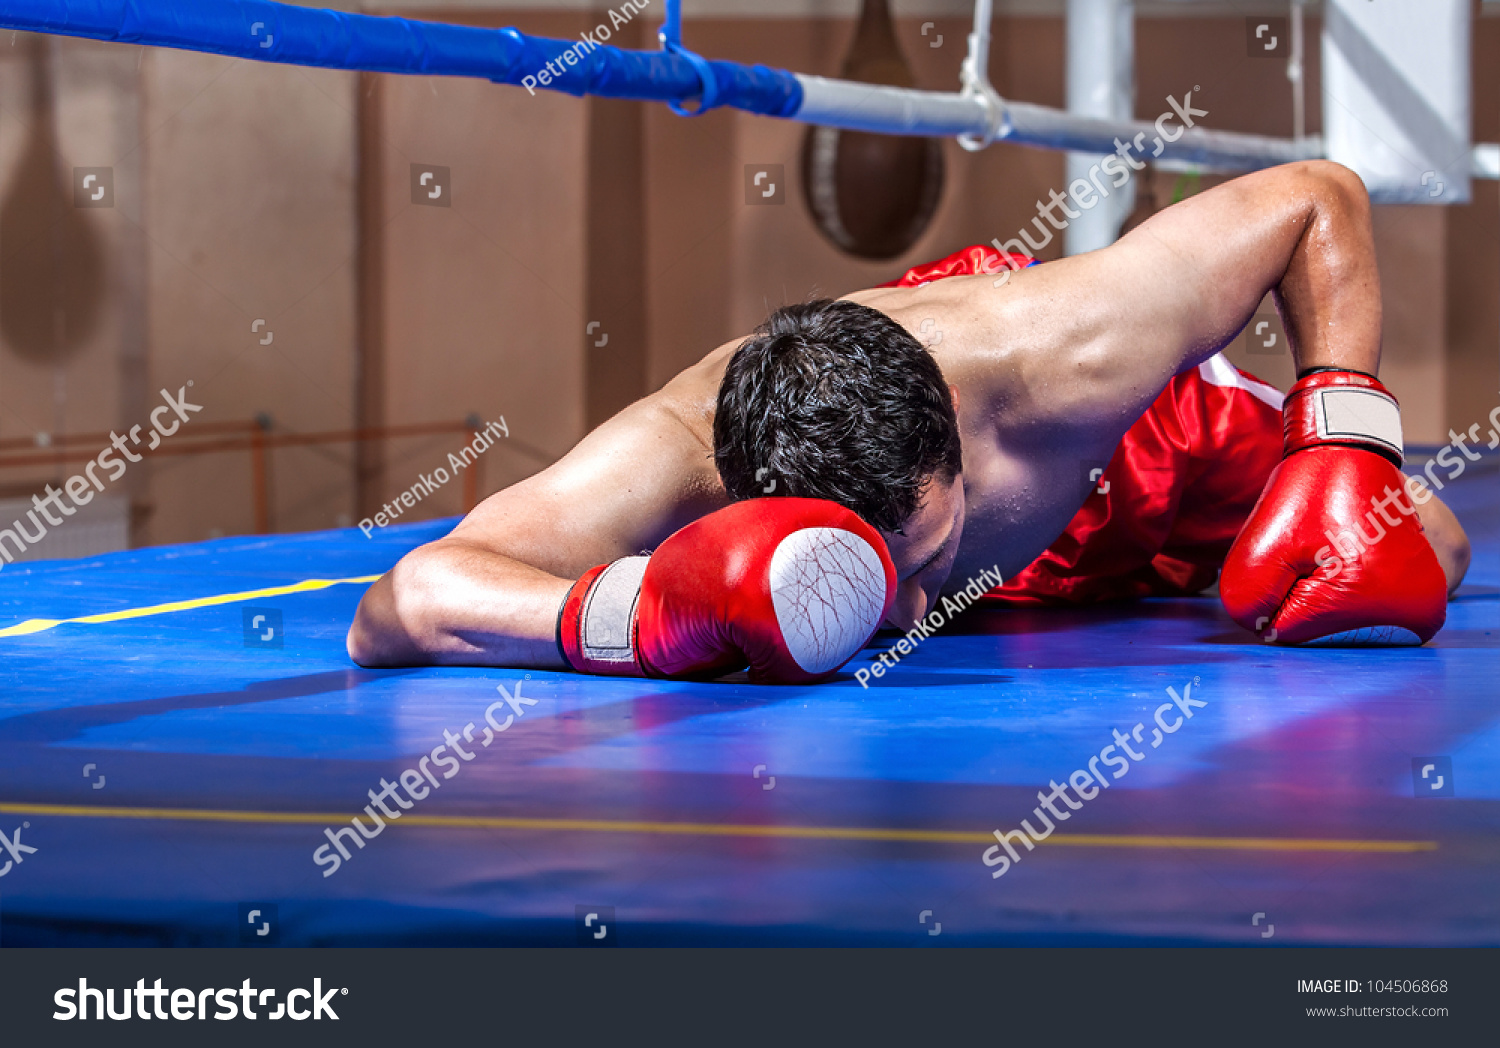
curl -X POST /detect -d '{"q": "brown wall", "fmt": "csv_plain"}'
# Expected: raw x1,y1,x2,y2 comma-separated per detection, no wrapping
1,7,1495,551
642,15,1077,391
365,10,592,520
651,12,1496,445
1446,12,1500,442
140,50,360,543
0,36,143,509
0,34,359,544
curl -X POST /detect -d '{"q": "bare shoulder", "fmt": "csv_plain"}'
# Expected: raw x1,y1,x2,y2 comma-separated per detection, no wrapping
843,276,1121,565
841,266,1125,437
845,164,1364,447
445,349,735,576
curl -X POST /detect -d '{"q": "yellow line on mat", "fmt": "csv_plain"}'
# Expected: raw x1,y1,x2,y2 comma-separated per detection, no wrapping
0,575,381,638
0,803,1437,853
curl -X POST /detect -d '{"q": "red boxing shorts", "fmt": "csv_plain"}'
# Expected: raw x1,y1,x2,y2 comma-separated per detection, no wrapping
885,244,1286,605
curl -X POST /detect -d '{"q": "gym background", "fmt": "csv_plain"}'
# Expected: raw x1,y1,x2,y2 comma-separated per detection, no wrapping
0,0,1496,556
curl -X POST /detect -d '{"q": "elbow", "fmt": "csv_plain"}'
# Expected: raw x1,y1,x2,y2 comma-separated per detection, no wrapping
345,542,456,666
345,609,380,667
346,591,392,667
345,556,426,667
1295,159,1370,216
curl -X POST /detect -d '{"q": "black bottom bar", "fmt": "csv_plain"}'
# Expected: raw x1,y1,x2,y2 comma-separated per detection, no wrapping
3,947,1494,1045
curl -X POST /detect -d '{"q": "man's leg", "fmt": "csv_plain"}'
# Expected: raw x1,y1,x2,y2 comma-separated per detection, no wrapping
1412,487,1471,596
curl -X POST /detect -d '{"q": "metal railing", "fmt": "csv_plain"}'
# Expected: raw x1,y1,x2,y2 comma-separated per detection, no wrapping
0,419,548,534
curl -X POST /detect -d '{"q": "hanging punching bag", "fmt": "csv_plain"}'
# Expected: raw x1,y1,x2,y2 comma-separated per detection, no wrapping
801,0,945,261
0,34,105,364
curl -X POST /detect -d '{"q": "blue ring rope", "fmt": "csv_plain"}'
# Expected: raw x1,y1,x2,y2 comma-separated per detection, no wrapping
658,0,720,117
0,0,802,117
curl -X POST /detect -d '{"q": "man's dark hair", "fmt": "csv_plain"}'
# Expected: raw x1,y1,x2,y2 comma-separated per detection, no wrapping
713,298,962,534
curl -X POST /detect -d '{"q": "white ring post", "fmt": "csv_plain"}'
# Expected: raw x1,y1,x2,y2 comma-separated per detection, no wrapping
1065,0,1134,256
1289,0,1306,142
1323,0,1472,203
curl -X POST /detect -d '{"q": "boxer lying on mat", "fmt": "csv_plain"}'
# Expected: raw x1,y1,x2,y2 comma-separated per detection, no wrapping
348,161,1471,683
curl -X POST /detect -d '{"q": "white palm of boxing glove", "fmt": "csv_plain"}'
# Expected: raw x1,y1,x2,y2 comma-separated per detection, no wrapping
558,497,897,683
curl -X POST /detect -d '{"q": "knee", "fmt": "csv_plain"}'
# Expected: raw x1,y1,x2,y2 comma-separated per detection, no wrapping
1423,504,1471,598
1438,527,1472,598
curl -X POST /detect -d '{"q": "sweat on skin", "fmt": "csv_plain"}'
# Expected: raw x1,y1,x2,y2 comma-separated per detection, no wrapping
0,385,202,570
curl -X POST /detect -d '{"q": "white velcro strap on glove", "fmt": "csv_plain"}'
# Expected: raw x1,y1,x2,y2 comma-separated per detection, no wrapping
1312,386,1404,463
577,556,649,666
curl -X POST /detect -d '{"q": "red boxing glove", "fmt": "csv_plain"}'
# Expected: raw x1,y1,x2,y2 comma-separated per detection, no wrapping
1220,369,1447,645
558,498,897,683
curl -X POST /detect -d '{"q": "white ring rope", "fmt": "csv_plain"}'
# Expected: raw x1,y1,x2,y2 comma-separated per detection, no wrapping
790,0,1494,178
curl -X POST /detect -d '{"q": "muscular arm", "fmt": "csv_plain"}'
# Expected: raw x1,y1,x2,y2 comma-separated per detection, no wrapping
1113,159,1382,383
347,387,729,668
966,161,1382,450
1101,161,1470,593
